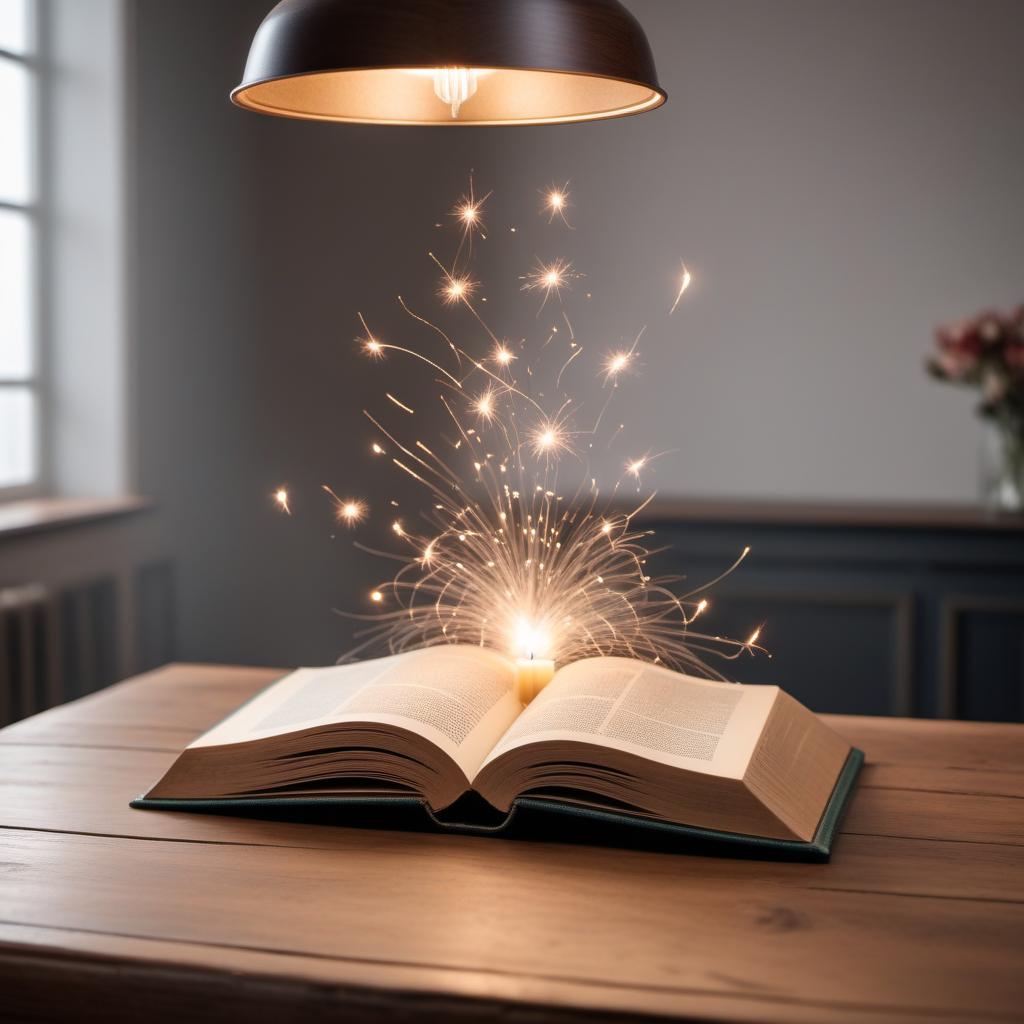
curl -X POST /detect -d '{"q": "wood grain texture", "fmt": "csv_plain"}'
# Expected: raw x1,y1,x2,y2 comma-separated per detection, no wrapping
1,664,1022,1023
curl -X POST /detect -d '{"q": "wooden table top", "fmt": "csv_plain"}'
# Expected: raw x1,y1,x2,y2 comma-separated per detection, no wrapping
1,665,1021,1024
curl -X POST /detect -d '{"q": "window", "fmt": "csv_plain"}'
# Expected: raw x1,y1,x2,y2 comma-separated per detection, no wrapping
0,0,39,496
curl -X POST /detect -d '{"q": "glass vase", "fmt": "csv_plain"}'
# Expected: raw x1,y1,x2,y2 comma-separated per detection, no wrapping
980,421,1024,513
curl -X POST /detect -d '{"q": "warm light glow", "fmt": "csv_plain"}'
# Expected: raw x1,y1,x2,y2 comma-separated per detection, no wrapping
311,176,764,679
431,67,480,119
341,501,364,525
603,350,632,382
440,274,478,305
522,258,574,302
515,618,551,660
670,262,692,315
473,387,497,422
273,488,291,515
322,485,366,527
531,419,570,458
543,183,571,225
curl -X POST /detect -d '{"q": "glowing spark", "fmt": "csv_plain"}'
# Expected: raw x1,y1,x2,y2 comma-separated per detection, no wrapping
330,178,763,679
670,262,692,315
493,344,515,366
542,183,571,225
522,258,575,302
386,392,415,414
603,350,632,382
322,485,366,526
473,387,498,422
273,488,291,515
530,419,571,459
440,274,478,305
746,626,762,648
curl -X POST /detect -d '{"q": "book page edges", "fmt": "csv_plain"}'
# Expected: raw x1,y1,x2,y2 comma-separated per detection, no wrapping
743,690,853,842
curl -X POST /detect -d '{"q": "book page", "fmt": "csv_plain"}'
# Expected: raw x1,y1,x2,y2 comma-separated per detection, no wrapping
190,645,522,779
480,657,777,779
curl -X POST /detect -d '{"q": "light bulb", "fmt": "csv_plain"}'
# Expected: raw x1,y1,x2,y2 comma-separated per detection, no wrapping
432,67,479,119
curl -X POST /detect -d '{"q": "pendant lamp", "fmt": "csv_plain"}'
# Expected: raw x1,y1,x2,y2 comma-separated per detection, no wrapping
231,0,665,126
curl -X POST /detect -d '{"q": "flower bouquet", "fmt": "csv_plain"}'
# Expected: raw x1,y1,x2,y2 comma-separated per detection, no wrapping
927,307,1024,511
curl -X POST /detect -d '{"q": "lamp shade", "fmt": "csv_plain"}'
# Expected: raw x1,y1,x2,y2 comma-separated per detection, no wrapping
231,0,665,126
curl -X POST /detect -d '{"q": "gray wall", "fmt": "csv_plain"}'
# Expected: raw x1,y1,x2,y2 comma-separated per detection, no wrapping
132,0,1024,666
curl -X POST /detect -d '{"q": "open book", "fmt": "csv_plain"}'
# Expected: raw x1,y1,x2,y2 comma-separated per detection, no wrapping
133,646,862,858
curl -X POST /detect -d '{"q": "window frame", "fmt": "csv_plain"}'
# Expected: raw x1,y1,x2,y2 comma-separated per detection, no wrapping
0,1,47,501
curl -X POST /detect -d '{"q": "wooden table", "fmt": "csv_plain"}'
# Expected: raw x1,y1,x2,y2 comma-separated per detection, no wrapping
1,665,1021,1023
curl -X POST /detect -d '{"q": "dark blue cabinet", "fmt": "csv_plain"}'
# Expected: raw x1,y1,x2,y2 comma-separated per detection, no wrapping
637,502,1024,721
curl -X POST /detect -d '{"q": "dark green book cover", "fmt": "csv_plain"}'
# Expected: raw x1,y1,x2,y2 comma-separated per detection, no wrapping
131,747,863,862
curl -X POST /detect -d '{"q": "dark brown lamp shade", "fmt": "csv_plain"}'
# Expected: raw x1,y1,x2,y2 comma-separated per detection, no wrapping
231,0,666,126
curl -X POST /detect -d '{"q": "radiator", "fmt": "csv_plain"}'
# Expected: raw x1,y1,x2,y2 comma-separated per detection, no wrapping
0,583,54,727
0,578,120,727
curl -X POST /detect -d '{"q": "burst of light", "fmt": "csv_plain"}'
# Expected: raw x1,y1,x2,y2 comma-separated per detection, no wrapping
603,350,632,382
515,618,551,659
530,419,571,458
322,485,366,527
341,501,365,525
320,178,763,678
542,182,572,227
746,626,762,648
670,262,692,315
473,387,497,422
522,258,574,301
440,274,478,305
273,488,291,515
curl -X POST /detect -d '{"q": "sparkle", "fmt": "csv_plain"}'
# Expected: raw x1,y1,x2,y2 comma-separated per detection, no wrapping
473,387,498,422
603,350,633,382
530,418,571,459
542,182,572,225
322,485,365,526
670,262,692,315
273,488,291,515
318,178,764,677
440,274,478,305
522,258,575,301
